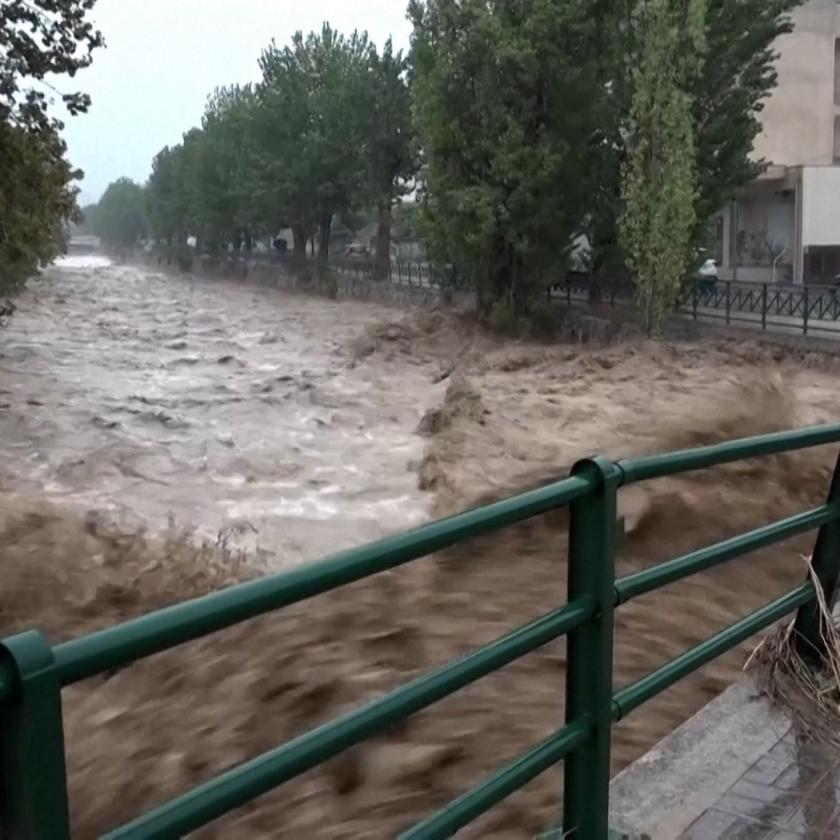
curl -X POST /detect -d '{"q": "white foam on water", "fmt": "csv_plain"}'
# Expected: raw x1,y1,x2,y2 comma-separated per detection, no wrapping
53,255,113,270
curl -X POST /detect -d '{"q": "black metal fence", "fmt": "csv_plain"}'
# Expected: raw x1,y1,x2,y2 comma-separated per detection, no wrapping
545,274,840,337
245,252,840,337
331,258,475,291
679,281,840,336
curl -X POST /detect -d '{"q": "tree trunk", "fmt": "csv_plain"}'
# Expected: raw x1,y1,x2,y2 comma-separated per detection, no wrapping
292,224,307,260
318,214,332,265
494,240,514,308
375,202,392,280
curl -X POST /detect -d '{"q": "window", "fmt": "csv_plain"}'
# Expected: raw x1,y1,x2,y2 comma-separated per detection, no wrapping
835,38,840,105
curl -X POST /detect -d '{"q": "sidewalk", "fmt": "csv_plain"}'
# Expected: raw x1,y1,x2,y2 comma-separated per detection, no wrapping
609,681,840,838
680,726,839,838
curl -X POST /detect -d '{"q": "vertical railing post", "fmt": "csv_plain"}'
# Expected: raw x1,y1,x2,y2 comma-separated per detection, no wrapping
762,283,768,331
692,286,698,320
407,262,413,286
794,452,840,667
725,281,732,325
563,457,620,840
803,284,810,336
0,631,71,840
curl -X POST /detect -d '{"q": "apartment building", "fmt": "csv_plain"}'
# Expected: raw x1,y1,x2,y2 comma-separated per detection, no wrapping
716,0,840,284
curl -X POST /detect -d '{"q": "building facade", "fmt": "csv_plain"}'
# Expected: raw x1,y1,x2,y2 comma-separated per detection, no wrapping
716,0,840,284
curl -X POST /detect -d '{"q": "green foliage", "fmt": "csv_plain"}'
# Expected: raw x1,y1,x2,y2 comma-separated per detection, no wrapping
620,0,704,334
146,145,188,247
0,121,80,296
409,0,603,314
0,0,103,132
101,1,800,326
93,178,148,248
139,26,413,264
190,86,262,250
587,0,803,272
257,25,373,260
364,40,414,203
487,301,520,337
692,0,802,226
0,0,102,304
364,40,416,273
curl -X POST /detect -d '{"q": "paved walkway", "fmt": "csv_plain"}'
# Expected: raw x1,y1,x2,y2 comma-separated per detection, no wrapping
686,306,840,341
680,727,840,838
609,681,840,839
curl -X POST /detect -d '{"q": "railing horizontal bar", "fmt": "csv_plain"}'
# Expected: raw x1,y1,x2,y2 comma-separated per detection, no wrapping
612,583,813,720
615,506,837,604
102,597,595,839
0,664,16,705
52,474,593,687
619,425,840,485
399,719,591,840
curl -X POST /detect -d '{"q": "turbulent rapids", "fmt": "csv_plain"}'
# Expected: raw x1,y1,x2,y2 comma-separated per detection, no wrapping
2,257,840,836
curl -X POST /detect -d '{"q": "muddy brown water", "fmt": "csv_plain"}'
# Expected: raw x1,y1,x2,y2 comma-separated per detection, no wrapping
0,257,435,557
3,258,840,837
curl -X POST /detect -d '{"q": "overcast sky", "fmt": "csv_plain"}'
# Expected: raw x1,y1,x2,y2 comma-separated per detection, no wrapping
61,0,412,203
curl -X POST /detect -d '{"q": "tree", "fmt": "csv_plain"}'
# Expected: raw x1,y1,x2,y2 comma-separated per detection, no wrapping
146,145,186,248
257,25,371,262
409,0,604,314
93,178,148,248
692,0,802,228
0,0,103,303
0,121,79,297
619,0,705,334
1,0,103,133
588,0,802,275
146,129,209,251
188,85,263,252
363,40,415,277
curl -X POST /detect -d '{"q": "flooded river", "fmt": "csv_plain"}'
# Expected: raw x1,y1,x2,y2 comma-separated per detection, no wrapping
6,258,840,836
0,257,434,563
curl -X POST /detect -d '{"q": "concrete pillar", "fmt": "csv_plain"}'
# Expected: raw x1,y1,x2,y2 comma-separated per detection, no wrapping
793,167,804,284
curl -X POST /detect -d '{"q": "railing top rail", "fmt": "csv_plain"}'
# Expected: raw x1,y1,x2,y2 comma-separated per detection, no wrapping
0,473,592,706
618,423,840,485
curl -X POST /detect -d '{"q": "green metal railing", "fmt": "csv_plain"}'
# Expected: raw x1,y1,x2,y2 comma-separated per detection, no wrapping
3,425,840,839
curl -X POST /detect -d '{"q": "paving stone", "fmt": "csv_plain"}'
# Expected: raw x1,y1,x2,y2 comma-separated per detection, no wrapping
744,755,795,787
610,681,840,839
681,809,741,838
715,789,798,827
